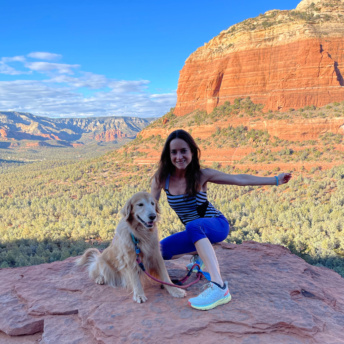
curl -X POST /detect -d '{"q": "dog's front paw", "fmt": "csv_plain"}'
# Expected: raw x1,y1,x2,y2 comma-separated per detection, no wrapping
95,276,104,285
169,287,186,298
133,293,147,303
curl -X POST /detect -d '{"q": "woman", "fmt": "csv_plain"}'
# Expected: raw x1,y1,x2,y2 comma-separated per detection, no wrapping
151,129,291,311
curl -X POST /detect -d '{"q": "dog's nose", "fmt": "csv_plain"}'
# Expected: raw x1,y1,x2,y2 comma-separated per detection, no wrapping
149,214,156,221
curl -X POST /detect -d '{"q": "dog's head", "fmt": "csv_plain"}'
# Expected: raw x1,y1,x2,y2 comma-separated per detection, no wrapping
121,191,160,229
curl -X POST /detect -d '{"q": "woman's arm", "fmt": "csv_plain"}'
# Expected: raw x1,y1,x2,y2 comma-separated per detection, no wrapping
202,168,292,187
151,176,162,201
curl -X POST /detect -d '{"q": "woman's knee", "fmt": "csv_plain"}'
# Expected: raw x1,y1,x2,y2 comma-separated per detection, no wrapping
186,217,229,244
185,220,206,243
160,241,172,260
161,252,172,260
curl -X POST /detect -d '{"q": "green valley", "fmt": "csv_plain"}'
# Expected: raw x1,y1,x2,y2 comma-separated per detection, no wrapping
0,100,343,277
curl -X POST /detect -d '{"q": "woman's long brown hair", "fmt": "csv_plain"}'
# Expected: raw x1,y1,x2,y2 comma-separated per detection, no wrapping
154,129,201,196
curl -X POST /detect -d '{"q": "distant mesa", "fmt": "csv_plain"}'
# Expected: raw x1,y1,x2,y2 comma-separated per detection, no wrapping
175,0,344,116
94,129,128,142
0,112,152,148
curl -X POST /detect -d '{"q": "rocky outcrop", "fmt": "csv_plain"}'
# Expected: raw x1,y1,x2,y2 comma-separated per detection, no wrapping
1,242,343,343
71,143,84,148
0,128,8,138
94,129,127,142
175,0,344,116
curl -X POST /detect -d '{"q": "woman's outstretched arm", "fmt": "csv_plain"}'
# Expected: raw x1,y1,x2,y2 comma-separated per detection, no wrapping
202,168,292,187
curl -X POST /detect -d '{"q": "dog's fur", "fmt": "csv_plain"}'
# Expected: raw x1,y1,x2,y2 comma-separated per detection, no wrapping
76,191,186,303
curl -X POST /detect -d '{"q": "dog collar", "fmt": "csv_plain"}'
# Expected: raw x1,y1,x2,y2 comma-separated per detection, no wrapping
131,233,140,255
131,233,146,272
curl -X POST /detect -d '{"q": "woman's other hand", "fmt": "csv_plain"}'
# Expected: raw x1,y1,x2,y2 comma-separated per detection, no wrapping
277,172,292,185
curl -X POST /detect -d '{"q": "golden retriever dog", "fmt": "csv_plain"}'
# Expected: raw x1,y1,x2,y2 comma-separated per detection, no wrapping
76,191,186,303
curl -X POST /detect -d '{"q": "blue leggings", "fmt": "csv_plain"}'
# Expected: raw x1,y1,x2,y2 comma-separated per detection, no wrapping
160,215,230,260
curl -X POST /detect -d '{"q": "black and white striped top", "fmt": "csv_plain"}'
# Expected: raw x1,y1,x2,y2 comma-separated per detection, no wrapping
164,175,222,225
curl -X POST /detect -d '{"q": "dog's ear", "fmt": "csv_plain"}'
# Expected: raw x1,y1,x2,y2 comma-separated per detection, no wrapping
120,198,133,221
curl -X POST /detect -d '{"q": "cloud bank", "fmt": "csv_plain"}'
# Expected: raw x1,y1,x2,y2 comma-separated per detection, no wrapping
0,52,176,118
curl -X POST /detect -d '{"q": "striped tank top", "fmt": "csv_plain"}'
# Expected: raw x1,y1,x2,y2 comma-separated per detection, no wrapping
164,174,222,225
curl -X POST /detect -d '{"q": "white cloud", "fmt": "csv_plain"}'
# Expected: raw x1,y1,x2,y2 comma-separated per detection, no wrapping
25,62,80,75
0,56,30,75
0,53,176,118
108,80,150,93
2,56,26,63
27,52,62,61
46,72,109,89
0,79,176,118
0,63,25,75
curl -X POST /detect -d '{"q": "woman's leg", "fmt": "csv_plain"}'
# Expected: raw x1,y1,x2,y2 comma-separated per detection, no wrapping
160,230,197,260
195,238,223,286
161,216,229,284
187,217,231,310
185,216,229,286
161,232,222,285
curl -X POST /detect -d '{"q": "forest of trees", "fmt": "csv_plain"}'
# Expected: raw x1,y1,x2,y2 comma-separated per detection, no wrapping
0,98,343,278
0,156,343,277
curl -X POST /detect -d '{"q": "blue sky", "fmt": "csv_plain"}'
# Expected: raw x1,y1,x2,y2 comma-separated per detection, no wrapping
0,0,300,118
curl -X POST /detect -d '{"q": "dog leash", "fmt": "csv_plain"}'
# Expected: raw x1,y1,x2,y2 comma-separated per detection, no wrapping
130,233,208,289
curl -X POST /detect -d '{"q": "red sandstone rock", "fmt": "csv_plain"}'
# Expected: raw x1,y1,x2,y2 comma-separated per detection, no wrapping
139,116,344,142
0,128,8,139
95,129,126,142
24,142,50,148
71,143,84,147
1,242,343,343
136,114,344,171
39,133,61,140
175,0,344,116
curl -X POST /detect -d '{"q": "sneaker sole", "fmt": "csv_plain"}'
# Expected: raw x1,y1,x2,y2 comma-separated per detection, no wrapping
188,293,231,311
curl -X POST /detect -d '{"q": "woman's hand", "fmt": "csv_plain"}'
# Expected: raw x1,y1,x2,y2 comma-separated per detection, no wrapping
277,173,292,185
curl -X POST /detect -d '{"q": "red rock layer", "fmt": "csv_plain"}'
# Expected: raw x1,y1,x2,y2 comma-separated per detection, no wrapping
139,116,344,142
0,129,62,141
94,129,126,142
175,38,344,116
0,128,8,138
25,142,50,147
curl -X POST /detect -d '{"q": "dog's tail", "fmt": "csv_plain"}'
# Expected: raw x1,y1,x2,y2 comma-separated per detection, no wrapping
75,248,100,267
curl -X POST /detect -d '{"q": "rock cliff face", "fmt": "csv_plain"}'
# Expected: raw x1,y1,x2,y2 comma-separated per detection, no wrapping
94,129,127,142
175,0,344,116
1,242,343,343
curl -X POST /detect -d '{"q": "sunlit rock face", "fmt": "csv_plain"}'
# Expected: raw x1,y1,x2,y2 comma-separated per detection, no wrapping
1,242,344,343
175,0,344,116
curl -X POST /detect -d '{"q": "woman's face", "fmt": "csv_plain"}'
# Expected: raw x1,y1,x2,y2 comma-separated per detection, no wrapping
169,138,193,171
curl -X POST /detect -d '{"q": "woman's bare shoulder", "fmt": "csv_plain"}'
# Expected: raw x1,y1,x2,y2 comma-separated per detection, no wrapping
200,168,216,184
201,168,217,179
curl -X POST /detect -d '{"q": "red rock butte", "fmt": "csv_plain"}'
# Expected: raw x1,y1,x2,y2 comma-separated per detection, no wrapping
175,0,344,116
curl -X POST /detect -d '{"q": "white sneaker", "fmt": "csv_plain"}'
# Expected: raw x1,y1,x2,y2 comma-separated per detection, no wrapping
186,254,205,272
188,281,231,311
